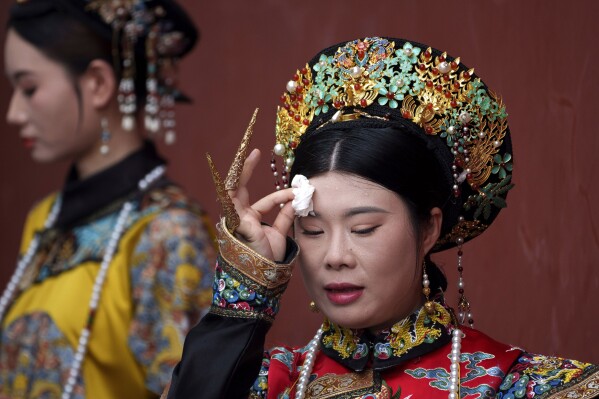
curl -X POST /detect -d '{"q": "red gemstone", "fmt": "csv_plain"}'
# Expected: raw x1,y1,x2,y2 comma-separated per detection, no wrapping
432,68,439,75
290,94,297,101
292,74,299,81
426,81,433,88
468,318,474,325
317,99,325,106
292,101,299,109
354,83,361,90
451,100,458,108
467,173,472,180
454,188,461,197
296,86,303,94
303,119,310,126
302,78,310,85
425,126,433,134
301,67,308,75
426,103,434,110
360,99,367,107
444,91,452,98
463,71,470,79
458,288,464,294
358,50,365,59
386,93,394,99
435,85,442,92
458,250,463,256
402,110,411,118
439,55,445,62
294,115,301,122
280,95,286,103
424,50,431,58
471,184,479,190
453,82,460,90
290,141,298,149
297,94,303,101
443,75,450,82
271,165,276,172
288,110,295,117
419,64,426,71
451,61,458,69
283,103,290,110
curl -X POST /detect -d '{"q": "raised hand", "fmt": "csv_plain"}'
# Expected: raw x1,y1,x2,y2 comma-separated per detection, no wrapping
229,149,295,262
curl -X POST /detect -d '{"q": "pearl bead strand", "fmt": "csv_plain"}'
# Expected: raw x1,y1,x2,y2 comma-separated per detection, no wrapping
448,328,463,399
61,165,165,399
294,325,323,399
0,196,62,323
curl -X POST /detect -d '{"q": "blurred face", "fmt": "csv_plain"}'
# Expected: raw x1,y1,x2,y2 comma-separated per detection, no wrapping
295,172,425,332
4,29,98,163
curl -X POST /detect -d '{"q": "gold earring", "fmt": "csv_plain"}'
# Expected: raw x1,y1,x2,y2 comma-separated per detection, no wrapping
309,301,319,313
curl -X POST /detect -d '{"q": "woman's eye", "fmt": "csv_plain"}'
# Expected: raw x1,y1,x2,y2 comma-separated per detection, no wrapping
22,87,37,98
352,225,381,235
301,229,323,236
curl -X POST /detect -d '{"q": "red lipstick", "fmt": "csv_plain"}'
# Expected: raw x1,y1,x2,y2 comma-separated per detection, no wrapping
22,137,36,149
324,283,364,305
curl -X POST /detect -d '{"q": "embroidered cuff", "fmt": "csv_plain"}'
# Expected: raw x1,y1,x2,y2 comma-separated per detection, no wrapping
210,219,299,322
216,219,297,290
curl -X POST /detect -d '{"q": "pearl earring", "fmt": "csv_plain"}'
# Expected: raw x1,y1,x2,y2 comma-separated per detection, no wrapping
422,260,435,315
309,301,319,313
100,118,111,156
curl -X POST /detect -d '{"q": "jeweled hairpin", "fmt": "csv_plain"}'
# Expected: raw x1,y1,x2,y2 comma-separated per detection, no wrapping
85,0,188,143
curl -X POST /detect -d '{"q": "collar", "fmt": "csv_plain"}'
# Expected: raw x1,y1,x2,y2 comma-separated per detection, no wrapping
54,141,167,229
319,301,454,371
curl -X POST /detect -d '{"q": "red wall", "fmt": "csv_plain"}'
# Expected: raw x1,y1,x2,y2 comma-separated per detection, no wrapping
1,1,597,363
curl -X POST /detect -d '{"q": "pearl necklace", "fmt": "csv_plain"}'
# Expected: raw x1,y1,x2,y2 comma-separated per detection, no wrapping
294,324,463,399
0,165,166,399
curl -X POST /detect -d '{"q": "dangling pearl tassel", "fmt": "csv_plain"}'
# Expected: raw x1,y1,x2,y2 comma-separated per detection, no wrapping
295,325,324,399
448,328,463,399
61,165,165,399
0,197,62,323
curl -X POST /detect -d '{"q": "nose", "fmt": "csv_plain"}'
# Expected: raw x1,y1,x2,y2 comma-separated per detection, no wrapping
324,232,356,270
6,90,26,126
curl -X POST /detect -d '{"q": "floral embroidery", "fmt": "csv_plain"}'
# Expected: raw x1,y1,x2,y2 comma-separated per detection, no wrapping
210,259,280,321
497,353,599,399
0,312,85,399
128,207,215,393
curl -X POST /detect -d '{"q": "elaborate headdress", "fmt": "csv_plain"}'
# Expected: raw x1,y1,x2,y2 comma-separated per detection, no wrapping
270,37,514,328
10,0,198,144
272,37,513,253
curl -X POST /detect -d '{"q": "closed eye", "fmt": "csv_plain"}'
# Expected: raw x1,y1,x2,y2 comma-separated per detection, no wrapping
300,229,323,236
351,225,381,235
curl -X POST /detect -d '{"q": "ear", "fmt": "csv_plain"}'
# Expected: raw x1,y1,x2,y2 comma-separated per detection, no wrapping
80,59,117,110
421,207,442,255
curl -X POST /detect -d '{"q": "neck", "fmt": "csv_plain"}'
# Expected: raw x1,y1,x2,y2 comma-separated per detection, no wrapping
76,123,144,179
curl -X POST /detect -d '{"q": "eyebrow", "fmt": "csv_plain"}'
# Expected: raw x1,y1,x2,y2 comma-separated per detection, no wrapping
7,70,34,82
309,206,389,218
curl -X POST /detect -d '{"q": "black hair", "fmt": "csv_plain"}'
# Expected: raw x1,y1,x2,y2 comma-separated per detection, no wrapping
291,120,449,293
7,9,150,105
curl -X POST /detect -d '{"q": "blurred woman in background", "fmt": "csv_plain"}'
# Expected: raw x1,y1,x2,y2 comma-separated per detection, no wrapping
1,1,215,397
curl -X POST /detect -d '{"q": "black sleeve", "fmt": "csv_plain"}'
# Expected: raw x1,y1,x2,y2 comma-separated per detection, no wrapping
166,314,270,399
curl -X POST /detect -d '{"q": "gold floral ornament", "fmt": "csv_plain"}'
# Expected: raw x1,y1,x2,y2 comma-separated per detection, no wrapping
273,37,514,249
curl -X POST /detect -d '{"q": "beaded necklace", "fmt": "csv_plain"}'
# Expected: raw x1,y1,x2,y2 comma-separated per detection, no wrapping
0,165,166,399
294,324,463,399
